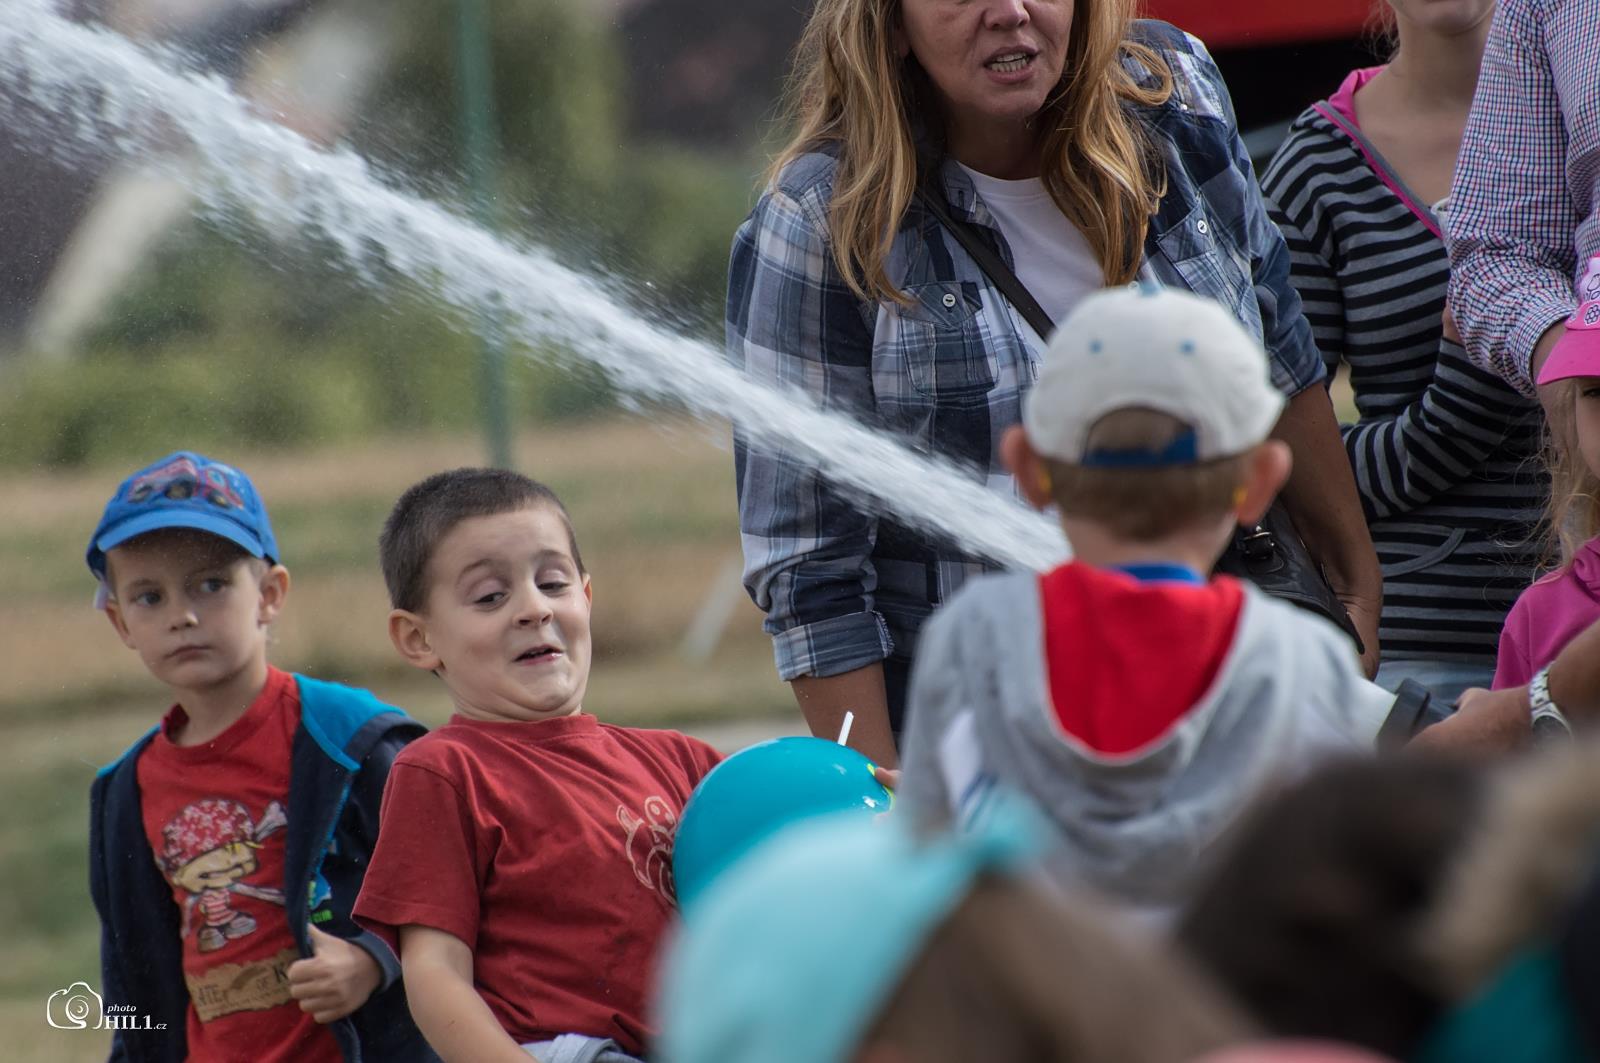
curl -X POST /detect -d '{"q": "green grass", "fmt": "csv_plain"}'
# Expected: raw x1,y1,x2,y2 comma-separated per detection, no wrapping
0,760,101,998
0,713,134,1062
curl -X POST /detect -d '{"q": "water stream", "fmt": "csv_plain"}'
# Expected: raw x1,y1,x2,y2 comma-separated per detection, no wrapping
0,2,1069,571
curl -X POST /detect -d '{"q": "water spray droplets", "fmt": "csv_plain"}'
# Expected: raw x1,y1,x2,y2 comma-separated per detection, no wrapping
0,7,1069,571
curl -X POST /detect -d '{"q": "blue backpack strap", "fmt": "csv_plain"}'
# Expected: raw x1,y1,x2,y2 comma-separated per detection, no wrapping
293,674,412,770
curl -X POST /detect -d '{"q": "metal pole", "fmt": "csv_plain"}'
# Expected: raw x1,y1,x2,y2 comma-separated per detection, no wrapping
456,0,513,469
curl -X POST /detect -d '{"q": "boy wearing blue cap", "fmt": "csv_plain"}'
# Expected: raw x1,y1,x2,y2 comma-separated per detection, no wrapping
897,288,1396,921
85,451,435,1062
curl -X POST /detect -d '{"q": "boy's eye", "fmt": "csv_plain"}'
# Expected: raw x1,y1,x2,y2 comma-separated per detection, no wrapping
132,591,161,607
198,577,229,594
474,590,507,606
539,581,570,593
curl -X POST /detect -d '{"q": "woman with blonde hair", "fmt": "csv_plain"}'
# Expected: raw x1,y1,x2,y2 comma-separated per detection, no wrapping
730,0,1383,764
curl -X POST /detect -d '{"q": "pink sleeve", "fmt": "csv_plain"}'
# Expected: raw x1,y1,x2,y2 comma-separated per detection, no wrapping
1492,595,1534,689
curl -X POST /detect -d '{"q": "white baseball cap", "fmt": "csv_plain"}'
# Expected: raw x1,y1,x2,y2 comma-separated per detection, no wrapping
1023,284,1285,467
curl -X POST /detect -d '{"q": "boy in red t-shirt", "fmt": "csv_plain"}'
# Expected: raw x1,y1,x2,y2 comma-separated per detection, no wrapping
353,468,723,1062
85,451,434,1062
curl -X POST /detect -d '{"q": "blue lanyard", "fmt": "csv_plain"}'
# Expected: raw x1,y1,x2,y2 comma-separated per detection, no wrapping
1110,562,1206,585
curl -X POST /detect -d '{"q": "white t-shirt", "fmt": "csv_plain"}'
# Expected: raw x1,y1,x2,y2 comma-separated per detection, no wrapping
958,164,1103,342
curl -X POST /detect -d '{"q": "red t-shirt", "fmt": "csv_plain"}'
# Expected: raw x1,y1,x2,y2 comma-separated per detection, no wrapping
136,666,340,1063
353,713,723,1055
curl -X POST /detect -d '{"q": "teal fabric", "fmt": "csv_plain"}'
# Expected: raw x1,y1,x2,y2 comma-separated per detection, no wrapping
1413,946,1589,1063
657,800,1043,1063
294,672,405,769
96,674,397,776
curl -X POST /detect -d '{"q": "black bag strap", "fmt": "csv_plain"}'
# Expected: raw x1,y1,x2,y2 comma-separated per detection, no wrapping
915,185,1056,340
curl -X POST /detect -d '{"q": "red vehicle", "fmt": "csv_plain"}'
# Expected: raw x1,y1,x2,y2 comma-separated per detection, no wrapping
1145,0,1381,154
1145,0,1373,50
617,0,1381,156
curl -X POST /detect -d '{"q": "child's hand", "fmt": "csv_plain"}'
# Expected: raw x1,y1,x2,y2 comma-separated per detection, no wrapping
287,924,382,1023
873,766,900,792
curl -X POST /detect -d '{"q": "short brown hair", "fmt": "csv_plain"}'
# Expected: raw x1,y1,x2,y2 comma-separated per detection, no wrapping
104,528,263,597
1177,756,1485,1058
1045,408,1247,541
379,468,583,613
865,874,1249,1061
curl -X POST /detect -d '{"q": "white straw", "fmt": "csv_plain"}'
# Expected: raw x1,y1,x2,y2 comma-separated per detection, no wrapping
836,711,855,747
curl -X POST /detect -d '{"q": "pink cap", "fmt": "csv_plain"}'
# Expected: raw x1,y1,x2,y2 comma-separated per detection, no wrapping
1537,298,1600,386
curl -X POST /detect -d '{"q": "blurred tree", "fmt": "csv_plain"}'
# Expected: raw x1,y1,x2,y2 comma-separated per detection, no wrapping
348,0,752,323
8,0,763,467
351,0,621,219
89,0,754,356
619,0,809,148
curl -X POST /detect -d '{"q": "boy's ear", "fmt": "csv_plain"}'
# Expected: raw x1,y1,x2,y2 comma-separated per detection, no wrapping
257,564,290,626
103,598,138,650
389,609,442,673
1235,439,1293,526
1000,425,1053,511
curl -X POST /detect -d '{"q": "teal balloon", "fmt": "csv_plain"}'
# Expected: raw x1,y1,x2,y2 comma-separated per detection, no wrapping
673,737,893,909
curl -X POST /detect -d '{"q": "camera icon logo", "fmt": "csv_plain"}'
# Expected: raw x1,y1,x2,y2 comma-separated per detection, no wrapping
46,982,104,1030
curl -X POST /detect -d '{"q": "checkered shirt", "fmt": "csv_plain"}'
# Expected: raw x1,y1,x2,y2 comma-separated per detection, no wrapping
730,20,1326,682
1448,0,1600,394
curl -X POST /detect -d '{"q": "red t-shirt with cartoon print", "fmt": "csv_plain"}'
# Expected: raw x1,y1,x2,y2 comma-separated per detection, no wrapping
353,713,722,1055
137,666,340,1063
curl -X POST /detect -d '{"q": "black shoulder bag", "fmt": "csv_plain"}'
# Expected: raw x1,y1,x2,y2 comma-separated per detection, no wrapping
915,187,1364,651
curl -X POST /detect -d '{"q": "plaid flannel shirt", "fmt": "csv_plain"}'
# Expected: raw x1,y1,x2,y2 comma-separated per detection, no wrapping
1449,0,1600,394
729,20,1325,682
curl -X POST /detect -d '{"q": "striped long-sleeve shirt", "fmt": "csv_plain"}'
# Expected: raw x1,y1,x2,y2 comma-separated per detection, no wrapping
1261,78,1547,665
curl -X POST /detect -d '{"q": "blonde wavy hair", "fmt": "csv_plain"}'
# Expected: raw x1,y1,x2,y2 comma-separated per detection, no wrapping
1539,381,1600,571
770,0,1173,303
